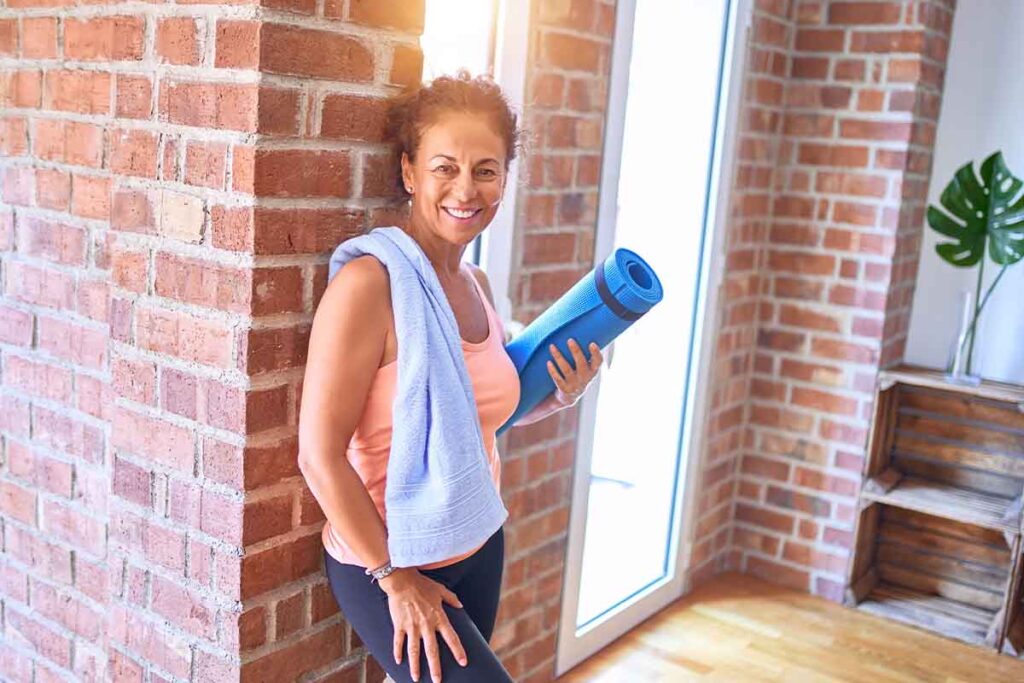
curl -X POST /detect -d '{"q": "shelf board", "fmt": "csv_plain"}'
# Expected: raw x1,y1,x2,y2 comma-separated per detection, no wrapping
856,582,995,647
862,473,1021,534
879,364,1024,406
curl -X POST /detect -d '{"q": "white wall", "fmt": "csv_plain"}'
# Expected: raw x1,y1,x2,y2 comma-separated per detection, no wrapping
905,0,1024,384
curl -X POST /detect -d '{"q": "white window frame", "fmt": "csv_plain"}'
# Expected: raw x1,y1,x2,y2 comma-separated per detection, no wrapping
476,0,530,326
554,0,752,675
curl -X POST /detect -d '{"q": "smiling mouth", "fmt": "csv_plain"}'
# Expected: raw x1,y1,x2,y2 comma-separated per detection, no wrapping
443,207,482,220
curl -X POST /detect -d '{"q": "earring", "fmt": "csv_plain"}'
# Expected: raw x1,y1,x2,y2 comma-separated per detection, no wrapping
405,186,413,194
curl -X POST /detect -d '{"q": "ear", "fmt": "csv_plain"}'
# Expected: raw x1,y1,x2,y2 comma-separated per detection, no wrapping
400,152,413,191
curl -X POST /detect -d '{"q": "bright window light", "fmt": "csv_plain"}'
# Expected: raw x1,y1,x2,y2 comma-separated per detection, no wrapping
421,0,498,81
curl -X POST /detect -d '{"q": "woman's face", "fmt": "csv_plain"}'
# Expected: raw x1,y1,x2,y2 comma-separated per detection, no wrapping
401,111,507,247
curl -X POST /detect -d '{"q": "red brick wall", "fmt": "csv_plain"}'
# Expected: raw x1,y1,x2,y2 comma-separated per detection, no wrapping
0,1,420,680
722,0,955,600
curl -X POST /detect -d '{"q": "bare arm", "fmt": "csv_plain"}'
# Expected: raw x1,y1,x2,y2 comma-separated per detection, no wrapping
298,255,393,571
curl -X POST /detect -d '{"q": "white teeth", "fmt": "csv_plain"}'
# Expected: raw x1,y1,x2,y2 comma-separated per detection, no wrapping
444,207,478,219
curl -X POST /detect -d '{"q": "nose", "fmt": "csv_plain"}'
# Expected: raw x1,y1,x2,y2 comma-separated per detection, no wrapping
452,170,477,202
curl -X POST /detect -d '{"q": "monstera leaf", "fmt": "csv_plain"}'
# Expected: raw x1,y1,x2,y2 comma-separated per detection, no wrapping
926,151,1024,379
927,152,1024,267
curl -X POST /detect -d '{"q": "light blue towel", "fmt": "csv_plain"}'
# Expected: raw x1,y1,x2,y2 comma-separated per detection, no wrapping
327,226,508,568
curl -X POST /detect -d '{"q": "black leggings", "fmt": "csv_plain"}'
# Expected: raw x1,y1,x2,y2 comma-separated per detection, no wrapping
324,526,514,682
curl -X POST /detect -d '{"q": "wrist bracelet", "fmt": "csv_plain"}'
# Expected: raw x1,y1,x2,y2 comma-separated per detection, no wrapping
365,560,396,584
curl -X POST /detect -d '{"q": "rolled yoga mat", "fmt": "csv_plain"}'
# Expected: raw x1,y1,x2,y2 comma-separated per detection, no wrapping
497,248,664,436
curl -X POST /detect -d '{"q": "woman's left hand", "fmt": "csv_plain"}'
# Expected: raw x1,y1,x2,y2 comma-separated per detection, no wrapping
546,338,603,407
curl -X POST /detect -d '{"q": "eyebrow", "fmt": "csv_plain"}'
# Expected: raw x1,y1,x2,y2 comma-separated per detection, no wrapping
430,154,501,165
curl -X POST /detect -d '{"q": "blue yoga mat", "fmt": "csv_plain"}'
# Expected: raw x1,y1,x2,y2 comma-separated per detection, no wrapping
497,248,663,435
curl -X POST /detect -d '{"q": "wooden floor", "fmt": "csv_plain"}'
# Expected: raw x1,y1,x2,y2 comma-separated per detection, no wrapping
556,572,1024,682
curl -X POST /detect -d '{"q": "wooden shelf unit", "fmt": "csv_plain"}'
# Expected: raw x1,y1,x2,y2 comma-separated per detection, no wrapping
845,365,1024,656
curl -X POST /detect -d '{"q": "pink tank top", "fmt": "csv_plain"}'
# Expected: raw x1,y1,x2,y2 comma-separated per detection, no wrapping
322,265,521,569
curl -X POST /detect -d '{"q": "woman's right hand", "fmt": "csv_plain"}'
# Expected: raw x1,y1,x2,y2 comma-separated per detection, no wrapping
380,568,468,683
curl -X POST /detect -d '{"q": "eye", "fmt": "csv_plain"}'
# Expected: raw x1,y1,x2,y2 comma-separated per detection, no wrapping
475,168,498,179
433,164,455,174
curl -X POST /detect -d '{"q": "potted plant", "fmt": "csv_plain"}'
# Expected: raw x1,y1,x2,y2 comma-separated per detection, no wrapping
927,151,1024,384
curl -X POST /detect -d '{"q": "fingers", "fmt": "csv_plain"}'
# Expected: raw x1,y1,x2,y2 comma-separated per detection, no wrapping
437,619,468,668
408,636,421,681
546,360,569,394
423,631,441,683
588,342,603,373
549,343,574,379
394,630,405,666
567,338,589,373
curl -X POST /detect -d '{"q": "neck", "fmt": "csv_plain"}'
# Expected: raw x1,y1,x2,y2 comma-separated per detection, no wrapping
402,217,468,281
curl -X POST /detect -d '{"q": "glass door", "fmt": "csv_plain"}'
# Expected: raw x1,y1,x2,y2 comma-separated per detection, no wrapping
555,0,749,675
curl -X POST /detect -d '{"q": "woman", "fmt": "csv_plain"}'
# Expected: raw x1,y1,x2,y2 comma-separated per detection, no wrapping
298,72,602,683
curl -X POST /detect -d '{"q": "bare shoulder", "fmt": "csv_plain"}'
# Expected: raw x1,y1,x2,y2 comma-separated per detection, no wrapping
464,261,496,309
319,255,390,314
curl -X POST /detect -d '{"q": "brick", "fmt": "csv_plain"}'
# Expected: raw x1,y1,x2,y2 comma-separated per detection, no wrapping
17,217,86,266
6,609,72,669
0,480,37,526
215,20,259,69
795,29,844,52
112,406,194,472
38,316,106,369
239,623,343,681
136,306,233,368
252,267,304,314
203,379,246,432
157,17,202,65
158,190,205,243
240,532,321,599
798,143,869,167
839,118,912,141
113,456,153,507
5,261,76,310
828,2,902,25
34,168,71,210
348,0,424,31
41,500,105,556
257,87,301,136
320,94,387,142
0,70,42,108
252,149,351,198
0,18,15,55
111,245,149,293
160,367,198,419
155,252,249,312
116,74,153,119
541,33,601,72
810,336,878,364
274,592,305,639
768,250,835,276
0,304,33,345
210,205,253,251
260,24,374,81
44,70,112,115
243,325,309,375
5,524,71,584
65,16,144,61
160,80,258,132
30,580,103,642
3,354,72,402
151,574,215,638
108,606,192,679
33,119,104,168
184,141,227,189
199,488,243,544
110,128,159,178
3,166,33,205
850,30,924,54
146,524,186,573
814,172,886,198
791,387,858,416
0,117,28,155
252,207,362,255
243,494,293,545
238,606,267,650
0,394,31,437
389,44,423,88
